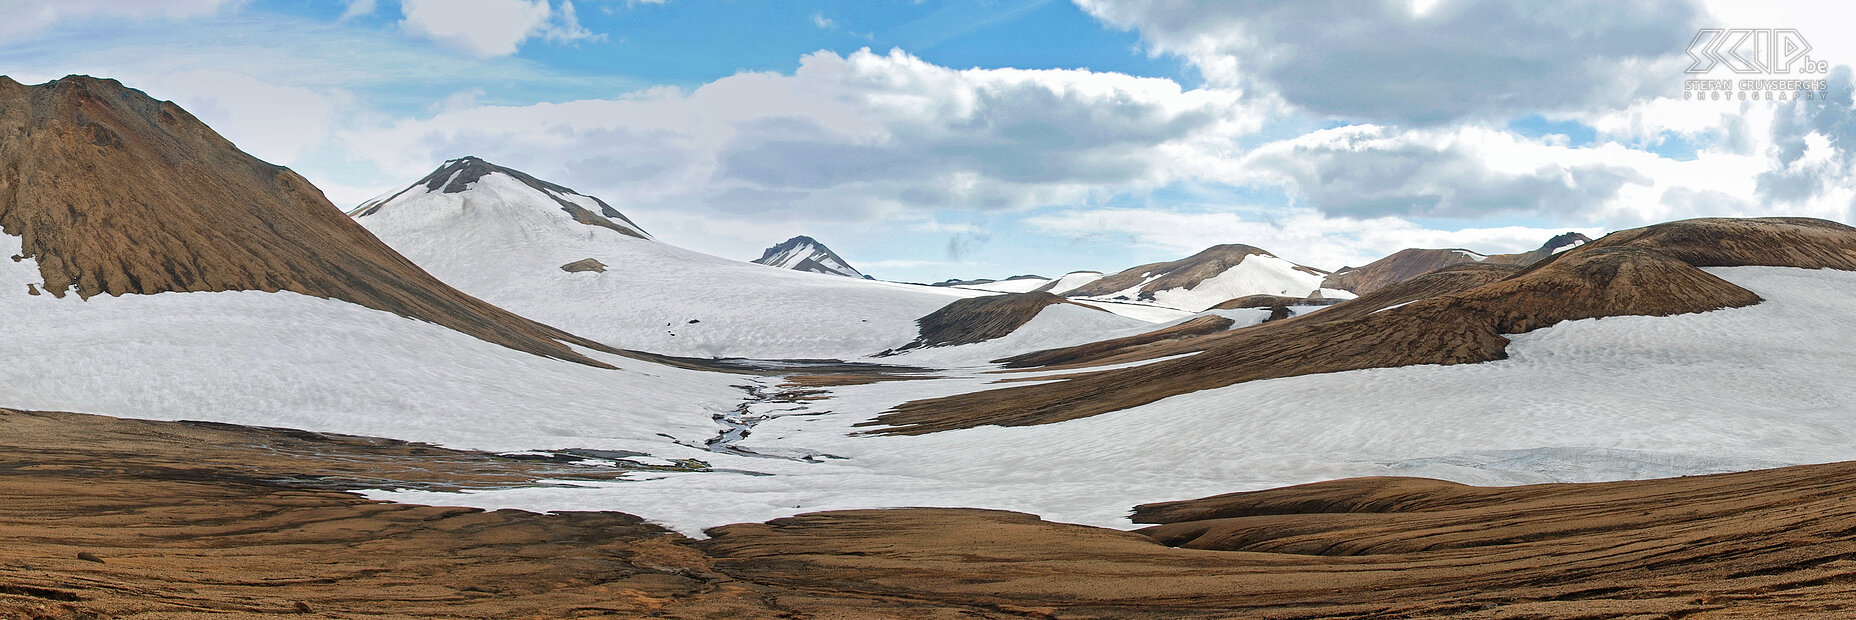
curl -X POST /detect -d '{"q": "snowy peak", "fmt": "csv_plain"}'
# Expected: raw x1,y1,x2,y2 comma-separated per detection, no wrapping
752,236,868,279
351,156,651,240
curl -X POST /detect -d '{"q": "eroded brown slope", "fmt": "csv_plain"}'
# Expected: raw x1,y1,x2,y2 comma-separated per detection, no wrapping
706,461,1856,619
996,313,1234,368
0,75,620,367
867,218,1849,434
885,292,1109,353
1322,232,1592,294
14,406,1856,618
1321,247,1486,294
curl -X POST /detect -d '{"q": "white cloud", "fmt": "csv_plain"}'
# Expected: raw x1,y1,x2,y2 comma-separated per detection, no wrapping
812,13,835,29
543,1,604,44
1229,119,1843,229
343,48,1267,223
0,0,241,39
146,70,349,164
398,0,599,58
1075,0,1704,124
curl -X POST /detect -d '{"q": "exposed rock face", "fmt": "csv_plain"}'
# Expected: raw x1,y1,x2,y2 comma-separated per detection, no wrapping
1064,244,1327,305
0,75,622,367
559,258,607,273
751,235,867,278
1488,231,1592,265
866,218,1850,434
1322,232,1592,295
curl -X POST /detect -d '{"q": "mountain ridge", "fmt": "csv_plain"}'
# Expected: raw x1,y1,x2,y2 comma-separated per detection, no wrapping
752,235,869,279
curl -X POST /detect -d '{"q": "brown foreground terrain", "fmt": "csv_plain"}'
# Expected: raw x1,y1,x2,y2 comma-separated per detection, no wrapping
8,407,1856,618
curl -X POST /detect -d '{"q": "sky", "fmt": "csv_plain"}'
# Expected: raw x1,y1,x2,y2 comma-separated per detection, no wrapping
2,0,1854,282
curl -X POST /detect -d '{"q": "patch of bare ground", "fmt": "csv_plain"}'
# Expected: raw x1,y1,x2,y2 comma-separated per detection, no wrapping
0,408,1017,618
866,217,1856,434
1208,293,1304,309
995,313,1232,369
11,406,1856,617
706,459,1856,619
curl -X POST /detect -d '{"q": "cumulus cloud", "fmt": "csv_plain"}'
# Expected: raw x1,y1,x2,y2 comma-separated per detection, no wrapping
1076,0,1703,124
344,47,1266,223
1229,119,1838,228
0,0,241,39
1757,67,1856,208
399,0,601,58
149,70,348,164
1238,124,1651,220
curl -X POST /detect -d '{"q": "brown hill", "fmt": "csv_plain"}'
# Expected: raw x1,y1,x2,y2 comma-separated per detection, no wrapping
866,218,1853,435
0,75,623,367
884,292,1107,353
1063,244,1325,301
1321,232,1591,295
1321,247,1490,294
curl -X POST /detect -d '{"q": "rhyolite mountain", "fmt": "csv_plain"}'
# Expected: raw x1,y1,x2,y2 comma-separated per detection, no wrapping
752,235,869,279
1063,244,1347,312
1323,232,1594,295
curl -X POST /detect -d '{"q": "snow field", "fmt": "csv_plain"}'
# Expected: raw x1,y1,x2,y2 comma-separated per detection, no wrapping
374,267,1856,536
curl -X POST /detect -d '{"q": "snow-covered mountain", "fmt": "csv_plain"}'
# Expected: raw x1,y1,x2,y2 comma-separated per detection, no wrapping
353,156,652,241
1064,244,1350,312
0,75,744,459
751,235,868,279
350,159,1001,359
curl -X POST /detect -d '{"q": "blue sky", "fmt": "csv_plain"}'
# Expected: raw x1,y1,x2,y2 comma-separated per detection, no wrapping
2,0,1853,282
